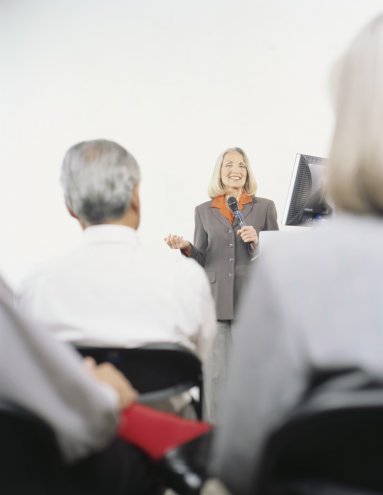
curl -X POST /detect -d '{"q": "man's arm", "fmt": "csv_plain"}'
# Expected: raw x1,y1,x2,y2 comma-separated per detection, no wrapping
0,287,123,463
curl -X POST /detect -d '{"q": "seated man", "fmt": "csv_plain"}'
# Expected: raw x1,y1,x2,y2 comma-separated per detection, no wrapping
1,274,212,494
17,139,216,413
1,274,156,494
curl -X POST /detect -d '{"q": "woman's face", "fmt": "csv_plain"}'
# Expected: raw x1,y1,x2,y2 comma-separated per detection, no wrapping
220,150,247,192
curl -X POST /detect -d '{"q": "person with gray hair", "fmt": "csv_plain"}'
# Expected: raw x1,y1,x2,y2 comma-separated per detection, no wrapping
61,139,141,226
18,139,216,408
1,271,219,494
210,13,383,495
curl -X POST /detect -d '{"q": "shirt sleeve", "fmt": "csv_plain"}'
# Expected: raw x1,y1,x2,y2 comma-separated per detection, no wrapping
188,206,208,267
0,282,119,463
264,200,279,231
210,256,307,495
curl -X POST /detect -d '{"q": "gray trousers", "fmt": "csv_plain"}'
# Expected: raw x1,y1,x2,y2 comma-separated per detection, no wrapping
205,320,232,423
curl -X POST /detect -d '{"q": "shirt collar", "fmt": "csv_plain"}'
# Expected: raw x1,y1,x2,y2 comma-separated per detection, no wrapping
82,224,140,246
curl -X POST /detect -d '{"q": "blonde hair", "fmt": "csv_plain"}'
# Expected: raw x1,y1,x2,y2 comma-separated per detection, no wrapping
327,14,383,215
207,147,257,199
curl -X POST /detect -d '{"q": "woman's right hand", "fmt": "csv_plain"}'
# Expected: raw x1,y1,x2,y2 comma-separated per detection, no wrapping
164,234,191,250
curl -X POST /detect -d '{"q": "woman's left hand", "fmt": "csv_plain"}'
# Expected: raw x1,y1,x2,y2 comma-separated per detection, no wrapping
237,226,259,246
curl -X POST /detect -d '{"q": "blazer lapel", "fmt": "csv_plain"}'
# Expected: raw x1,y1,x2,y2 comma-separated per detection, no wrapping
232,202,254,228
232,215,241,229
240,200,255,223
211,206,232,229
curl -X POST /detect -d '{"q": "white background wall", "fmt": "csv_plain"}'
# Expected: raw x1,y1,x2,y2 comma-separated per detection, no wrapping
1,0,382,287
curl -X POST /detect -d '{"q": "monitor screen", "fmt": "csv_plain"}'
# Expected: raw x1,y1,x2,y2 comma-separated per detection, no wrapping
283,153,332,226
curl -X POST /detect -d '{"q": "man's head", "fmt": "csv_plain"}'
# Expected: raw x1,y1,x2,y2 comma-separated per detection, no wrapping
60,139,141,229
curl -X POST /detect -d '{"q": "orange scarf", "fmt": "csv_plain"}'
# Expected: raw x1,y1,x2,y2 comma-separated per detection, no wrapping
211,193,253,224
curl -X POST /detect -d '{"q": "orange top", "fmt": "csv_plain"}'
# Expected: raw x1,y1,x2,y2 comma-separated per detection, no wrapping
211,193,253,224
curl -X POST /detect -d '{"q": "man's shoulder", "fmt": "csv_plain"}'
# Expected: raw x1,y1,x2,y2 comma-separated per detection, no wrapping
149,248,209,286
155,247,205,272
256,219,349,280
18,248,82,292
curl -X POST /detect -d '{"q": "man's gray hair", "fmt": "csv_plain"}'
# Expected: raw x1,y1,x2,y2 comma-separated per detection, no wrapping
60,139,140,225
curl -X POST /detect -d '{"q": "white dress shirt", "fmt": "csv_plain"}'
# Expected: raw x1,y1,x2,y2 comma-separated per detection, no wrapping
18,225,216,364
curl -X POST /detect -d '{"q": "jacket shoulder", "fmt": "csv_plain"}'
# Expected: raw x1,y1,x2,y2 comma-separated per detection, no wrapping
195,200,213,218
254,196,275,206
196,199,213,210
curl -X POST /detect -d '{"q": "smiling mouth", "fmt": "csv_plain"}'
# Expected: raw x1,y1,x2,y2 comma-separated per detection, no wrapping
229,176,242,180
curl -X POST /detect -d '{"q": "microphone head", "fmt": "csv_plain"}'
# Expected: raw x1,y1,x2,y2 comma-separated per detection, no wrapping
227,196,239,213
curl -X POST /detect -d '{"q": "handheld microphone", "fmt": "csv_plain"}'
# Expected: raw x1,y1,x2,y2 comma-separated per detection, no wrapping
227,196,256,259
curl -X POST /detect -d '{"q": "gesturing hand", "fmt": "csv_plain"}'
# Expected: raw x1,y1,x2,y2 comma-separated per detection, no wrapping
164,234,191,250
237,226,259,246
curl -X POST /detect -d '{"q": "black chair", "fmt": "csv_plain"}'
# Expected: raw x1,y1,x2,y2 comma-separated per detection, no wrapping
0,400,162,495
253,370,383,495
0,400,63,494
76,343,204,419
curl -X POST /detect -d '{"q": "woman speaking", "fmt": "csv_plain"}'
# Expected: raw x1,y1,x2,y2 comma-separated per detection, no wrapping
165,147,278,420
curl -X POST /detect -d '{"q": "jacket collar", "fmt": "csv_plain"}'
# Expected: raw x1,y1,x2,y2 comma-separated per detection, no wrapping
211,194,254,227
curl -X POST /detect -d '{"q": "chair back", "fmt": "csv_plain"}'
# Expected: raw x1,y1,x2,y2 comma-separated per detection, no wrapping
0,400,63,492
76,343,204,418
253,370,383,495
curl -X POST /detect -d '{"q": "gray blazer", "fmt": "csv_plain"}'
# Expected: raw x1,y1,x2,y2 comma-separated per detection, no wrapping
189,196,278,320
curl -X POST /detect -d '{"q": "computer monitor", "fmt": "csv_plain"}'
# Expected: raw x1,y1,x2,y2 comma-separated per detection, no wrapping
283,153,332,226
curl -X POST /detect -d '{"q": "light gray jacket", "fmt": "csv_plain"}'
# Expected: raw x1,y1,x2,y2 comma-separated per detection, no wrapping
211,214,383,495
189,196,278,320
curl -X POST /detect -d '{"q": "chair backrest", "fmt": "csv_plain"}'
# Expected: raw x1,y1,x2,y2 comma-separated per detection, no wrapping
76,343,204,418
253,370,383,495
0,400,63,492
